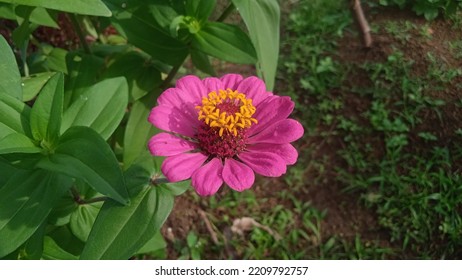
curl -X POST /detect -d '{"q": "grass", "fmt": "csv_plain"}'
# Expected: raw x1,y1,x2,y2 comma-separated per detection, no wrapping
161,0,462,260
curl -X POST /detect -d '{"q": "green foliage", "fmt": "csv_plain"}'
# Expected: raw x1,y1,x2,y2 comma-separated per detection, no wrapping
123,94,160,169
192,22,257,64
0,0,279,260
232,0,280,90
30,72,63,147
61,77,128,140
103,52,161,101
0,0,112,16
80,156,175,259
21,72,54,102
378,0,462,20
0,35,22,100
0,170,72,257
37,126,129,205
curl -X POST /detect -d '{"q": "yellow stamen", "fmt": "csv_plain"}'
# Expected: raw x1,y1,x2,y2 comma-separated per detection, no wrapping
196,89,258,137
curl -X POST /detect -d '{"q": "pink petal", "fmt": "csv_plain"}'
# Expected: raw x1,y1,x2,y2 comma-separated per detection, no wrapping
157,87,198,108
236,76,271,106
222,158,255,191
247,143,298,165
249,96,295,136
148,105,199,137
248,119,304,144
161,153,207,182
148,133,197,156
191,158,224,196
156,88,199,135
220,74,243,90
175,75,207,101
203,77,224,93
238,151,286,177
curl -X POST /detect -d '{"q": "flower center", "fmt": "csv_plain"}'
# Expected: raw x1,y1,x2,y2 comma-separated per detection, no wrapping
196,89,257,137
196,125,248,159
195,89,258,158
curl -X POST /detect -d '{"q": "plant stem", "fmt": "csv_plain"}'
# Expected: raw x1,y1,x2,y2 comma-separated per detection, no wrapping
160,63,182,89
21,46,29,77
70,186,107,205
150,177,170,186
69,14,92,54
159,1,236,88
217,3,235,22
81,196,108,204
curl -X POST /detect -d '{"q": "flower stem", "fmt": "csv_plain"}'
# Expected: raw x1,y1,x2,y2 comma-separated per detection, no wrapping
69,14,92,54
70,186,107,205
159,3,235,89
150,177,170,186
160,63,182,89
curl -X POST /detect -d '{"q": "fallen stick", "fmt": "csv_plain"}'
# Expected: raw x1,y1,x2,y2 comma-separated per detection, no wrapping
351,0,373,48
199,209,219,245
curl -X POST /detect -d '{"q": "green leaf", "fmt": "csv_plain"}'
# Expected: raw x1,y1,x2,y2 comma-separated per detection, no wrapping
131,153,190,196
190,49,216,76
47,195,77,226
0,133,41,154
11,9,35,50
136,231,166,254
64,53,104,107
231,0,280,90
185,0,215,22
26,7,58,28
0,92,32,137
46,225,84,257
61,77,129,140
11,8,35,77
30,72,63,147
149,2,181,30
70,203,102,242
424,9,439,20
104,52,162,101
23,222,46,259
166,180,191,196
0,0,111,16
0,3,16,19
0,84,38,154
123,93,160,169
42,236,78,260
45,47,68,73
124,152,188,195
0,34,22,100
0,170,71,258
192,22,257,64
21,72,54,102
80,186,173,259
104,0,188,66
0,157,18,187
37,126,129,205
28,45,68,74
80,161,174,259
186,231,198,248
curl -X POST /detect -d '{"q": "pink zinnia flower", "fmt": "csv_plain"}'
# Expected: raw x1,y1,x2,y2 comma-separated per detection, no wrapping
148,74,304,196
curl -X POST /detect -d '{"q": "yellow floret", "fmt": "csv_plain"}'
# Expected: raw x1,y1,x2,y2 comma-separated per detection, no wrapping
196,89,258,137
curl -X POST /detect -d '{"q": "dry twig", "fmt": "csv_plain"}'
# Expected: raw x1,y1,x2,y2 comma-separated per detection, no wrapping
351,0,372,48
199,210,219,245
